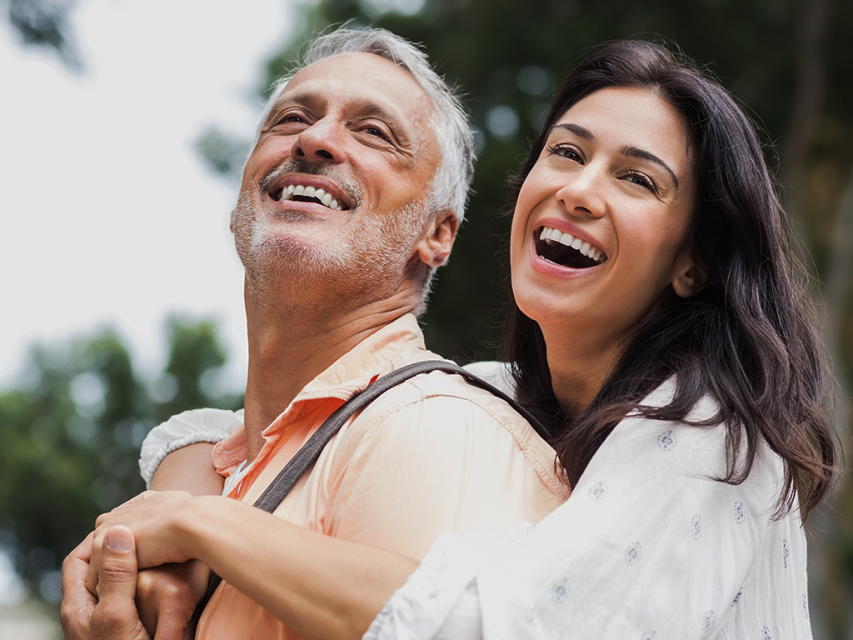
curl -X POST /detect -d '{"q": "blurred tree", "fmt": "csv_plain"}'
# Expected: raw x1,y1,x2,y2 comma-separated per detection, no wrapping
0,316,241,604
0,0,83,70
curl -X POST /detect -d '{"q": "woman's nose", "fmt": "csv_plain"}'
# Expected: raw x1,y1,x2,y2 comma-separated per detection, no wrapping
291,118,345,164
556,165,606,218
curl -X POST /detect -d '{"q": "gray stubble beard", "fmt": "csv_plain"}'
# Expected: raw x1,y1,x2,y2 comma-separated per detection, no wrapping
231,182,430,317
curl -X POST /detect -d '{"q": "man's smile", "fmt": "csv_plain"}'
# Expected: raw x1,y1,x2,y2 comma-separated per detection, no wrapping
276,184,344,211
263,172,355,212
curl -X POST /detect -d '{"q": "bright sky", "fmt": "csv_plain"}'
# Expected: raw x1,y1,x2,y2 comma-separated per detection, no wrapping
0,0,303,392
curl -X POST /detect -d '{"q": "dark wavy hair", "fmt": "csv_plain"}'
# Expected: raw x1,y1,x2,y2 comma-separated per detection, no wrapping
502,40,836,520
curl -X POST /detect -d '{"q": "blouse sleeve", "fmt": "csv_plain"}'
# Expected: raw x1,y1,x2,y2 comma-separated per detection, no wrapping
139,408,243,487
366,390,792,640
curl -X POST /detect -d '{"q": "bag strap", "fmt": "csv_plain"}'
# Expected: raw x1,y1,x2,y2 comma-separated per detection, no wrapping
252,359,552,513
200,360,551,606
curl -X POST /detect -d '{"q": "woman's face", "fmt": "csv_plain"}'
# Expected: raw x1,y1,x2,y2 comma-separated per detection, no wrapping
511,87,697,351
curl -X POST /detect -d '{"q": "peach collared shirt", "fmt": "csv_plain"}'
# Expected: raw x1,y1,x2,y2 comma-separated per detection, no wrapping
197,314,569,639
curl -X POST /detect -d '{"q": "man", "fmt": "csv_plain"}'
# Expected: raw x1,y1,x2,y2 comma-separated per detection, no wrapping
61,27,566,639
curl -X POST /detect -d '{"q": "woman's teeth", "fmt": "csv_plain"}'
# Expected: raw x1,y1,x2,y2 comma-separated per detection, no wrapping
539,226,606,263
278,184,343,211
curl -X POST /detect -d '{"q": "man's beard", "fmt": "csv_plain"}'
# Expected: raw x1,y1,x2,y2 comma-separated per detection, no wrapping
232,163,429,314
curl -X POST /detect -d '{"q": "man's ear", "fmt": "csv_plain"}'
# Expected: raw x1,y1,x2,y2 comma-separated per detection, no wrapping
416,211,458,268
672,252,706,298
229,208,237,233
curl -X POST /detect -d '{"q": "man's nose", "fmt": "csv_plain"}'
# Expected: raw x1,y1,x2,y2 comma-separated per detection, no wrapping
291,118,345,164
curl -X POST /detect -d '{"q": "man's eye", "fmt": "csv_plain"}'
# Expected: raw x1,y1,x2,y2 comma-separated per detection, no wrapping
268,112,307,128
363,126,390,141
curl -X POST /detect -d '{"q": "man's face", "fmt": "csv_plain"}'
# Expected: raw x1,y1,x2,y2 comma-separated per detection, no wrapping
232,52,442,308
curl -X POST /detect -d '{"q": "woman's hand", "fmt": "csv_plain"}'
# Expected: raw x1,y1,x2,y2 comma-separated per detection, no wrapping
136,562,211,640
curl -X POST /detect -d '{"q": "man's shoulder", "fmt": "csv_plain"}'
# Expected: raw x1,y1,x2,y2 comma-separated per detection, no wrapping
332,360,563,492
359,359,525,432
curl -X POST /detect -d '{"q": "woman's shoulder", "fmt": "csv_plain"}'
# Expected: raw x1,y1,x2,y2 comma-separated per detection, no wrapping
597,379,784,500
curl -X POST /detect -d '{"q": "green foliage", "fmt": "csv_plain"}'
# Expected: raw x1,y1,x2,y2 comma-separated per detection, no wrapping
0,316,240,603
193,125,251,182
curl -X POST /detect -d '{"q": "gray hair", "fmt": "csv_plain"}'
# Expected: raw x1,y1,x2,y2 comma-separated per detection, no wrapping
255,27,476,223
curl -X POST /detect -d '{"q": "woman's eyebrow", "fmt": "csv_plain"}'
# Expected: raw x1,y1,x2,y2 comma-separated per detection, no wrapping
549,123,680,190
550,123,593,141
620,145,680,189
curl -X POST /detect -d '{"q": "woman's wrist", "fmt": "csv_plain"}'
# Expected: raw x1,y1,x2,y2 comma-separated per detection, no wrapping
174,494,235,567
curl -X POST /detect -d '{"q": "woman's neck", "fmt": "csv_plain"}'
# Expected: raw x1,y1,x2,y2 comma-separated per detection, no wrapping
539,322,624,416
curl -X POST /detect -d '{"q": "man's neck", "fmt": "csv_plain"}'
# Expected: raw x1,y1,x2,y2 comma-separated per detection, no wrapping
241,288,418,462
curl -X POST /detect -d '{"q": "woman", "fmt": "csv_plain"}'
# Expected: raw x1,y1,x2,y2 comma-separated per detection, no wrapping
85,39,835,638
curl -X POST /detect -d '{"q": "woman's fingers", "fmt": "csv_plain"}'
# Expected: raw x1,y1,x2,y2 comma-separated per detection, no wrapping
93,491,195,569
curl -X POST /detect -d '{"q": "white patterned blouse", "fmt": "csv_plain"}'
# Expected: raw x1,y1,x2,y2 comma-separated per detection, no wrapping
363,379,813,640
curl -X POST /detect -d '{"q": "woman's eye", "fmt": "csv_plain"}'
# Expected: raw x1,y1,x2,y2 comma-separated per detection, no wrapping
624,171,656,192
548,144,582,162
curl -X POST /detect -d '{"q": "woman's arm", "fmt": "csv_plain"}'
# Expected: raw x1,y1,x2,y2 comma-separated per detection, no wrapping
149,442,224,495
369,411,804,639
89,492,419,640
140,408,242,487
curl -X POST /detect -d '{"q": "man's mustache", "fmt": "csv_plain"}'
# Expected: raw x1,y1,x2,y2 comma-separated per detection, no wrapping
259,159,362,209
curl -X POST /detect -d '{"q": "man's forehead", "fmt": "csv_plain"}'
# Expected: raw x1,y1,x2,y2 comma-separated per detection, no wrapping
273,53,434,118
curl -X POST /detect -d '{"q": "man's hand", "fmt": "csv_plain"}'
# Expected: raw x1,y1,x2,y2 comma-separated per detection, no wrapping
60,526,150,640
136,562,211,640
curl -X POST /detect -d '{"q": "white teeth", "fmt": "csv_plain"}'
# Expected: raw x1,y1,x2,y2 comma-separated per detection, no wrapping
276,184,344,210
538,226,606,264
